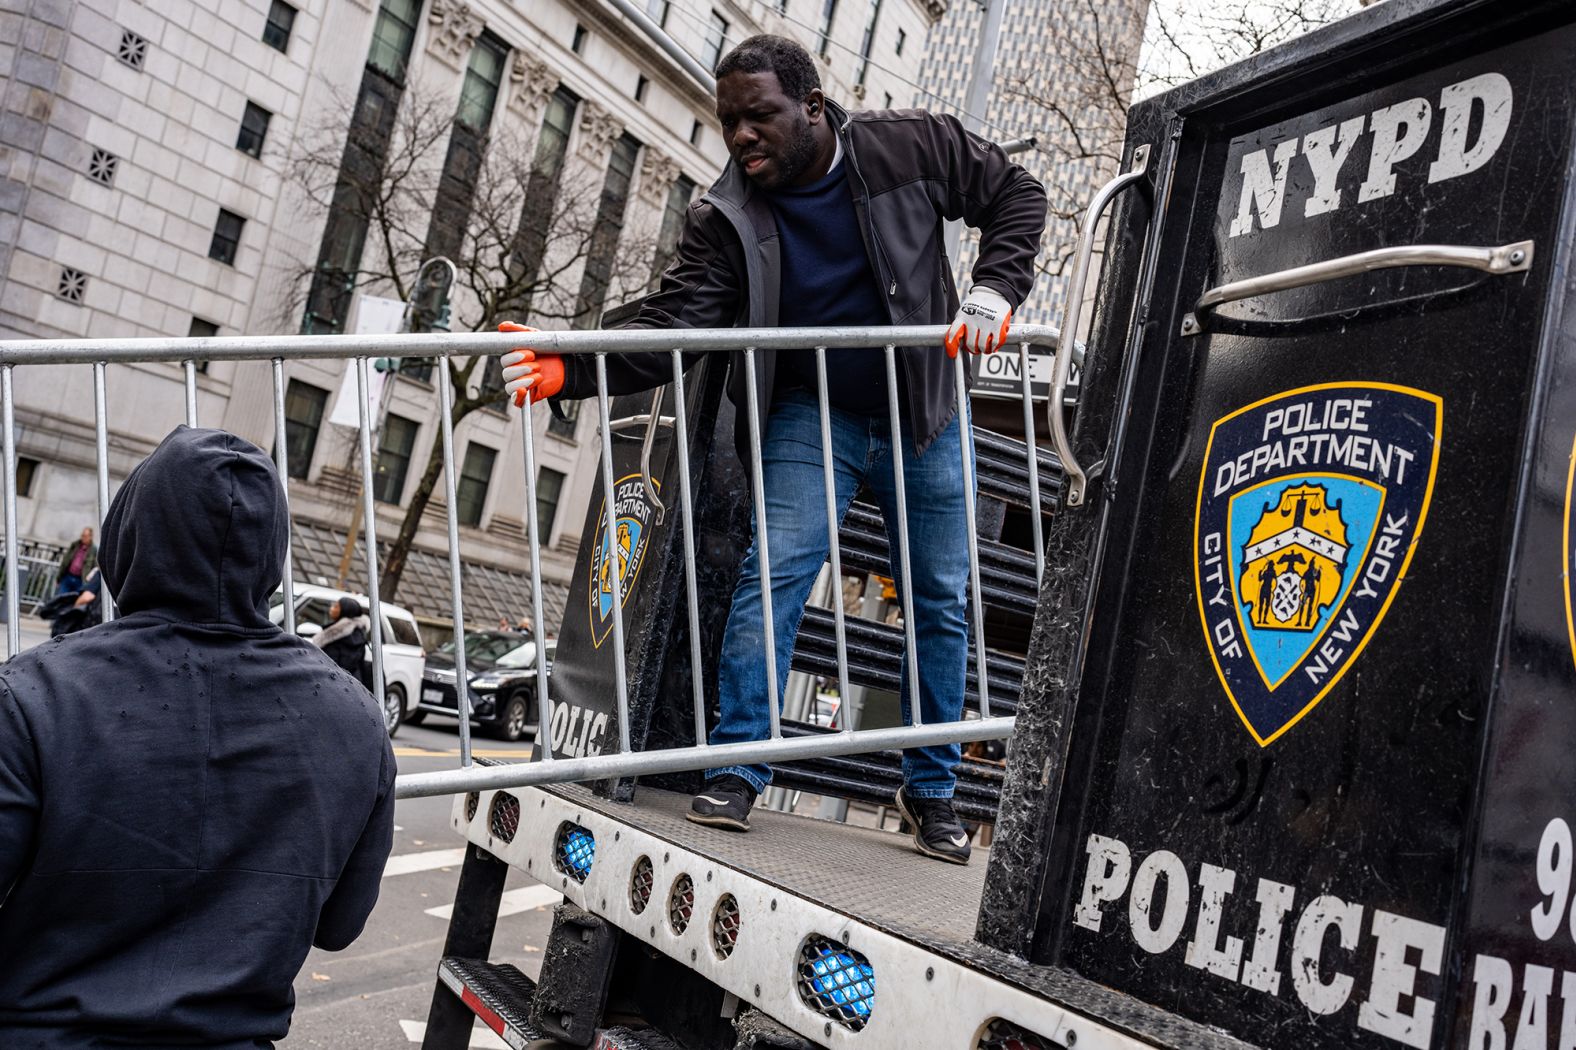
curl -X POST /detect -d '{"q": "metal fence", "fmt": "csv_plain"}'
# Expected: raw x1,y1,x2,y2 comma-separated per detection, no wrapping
0,538,68,614
0,323,1075,800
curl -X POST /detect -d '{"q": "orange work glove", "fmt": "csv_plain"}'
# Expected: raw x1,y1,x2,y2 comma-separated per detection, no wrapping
498,322,565,407
943,286,1013,358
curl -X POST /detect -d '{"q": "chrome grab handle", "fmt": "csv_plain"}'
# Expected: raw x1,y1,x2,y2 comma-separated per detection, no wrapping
1051,142,1152,508
1180,240,1534,336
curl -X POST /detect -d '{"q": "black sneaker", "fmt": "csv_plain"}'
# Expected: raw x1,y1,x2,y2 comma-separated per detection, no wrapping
687,775,757,832
894,785,972,865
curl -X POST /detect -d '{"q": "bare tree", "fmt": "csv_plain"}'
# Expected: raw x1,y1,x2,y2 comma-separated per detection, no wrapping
1004,0,1359,283
280,85,657,600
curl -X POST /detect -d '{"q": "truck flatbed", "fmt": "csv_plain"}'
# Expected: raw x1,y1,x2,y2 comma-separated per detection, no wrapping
451,783,1255,1050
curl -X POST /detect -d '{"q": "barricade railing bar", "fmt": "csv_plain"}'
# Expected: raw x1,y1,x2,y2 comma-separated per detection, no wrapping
0,323,1071,801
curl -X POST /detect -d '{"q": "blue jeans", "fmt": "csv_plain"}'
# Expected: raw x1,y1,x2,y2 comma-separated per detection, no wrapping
707,389,973,799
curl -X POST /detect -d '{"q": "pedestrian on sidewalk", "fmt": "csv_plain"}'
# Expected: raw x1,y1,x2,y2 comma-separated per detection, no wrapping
0,426,395,1048
314,595,371,685
497,34,1045,864
53,526,96,596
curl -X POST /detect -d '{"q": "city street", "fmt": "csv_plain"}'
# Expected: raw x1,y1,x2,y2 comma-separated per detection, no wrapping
280,720,552,1050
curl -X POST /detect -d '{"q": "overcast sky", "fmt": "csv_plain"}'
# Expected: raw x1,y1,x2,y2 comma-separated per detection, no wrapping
1134,0,1366,99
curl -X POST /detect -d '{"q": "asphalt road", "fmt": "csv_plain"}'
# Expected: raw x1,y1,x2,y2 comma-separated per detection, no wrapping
278,717,556,1050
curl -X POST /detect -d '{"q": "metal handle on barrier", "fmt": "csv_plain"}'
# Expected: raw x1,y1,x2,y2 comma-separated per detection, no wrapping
638,387,668,524
1179,240,1534,336
1051,142,1152,508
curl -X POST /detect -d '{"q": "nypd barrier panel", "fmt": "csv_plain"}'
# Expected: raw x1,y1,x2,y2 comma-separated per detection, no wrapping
536,357,748,785
1037,11,1576,1050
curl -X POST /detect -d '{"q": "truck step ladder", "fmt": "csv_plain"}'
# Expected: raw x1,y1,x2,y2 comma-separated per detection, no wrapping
435,957,544,1049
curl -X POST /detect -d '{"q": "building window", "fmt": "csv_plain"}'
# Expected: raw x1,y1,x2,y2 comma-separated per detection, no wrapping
368,0,421,83
645,0,670,28
283,379,328,480
263,0,297,52
572,23,588,54
456,31,507,131
536,466,566,538
650,174,695,286
855,0,882,86
547,400,579,440
895,27,905,55
816,0,837,58
635,75,649,104
373,413,418,504
87,147,117,186
456,443,497,527
209,209,244,265
506,87,579,319
56,267,86,303
117,28,147,69
704,10,729,69
689,120,702,147
15,457,37,498
303,69,404,333
187,317,216,372
777,0,787,12
574,133,640,328
236,101,272,158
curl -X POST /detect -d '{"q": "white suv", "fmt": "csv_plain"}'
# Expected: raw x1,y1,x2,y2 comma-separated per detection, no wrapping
268,584,426,737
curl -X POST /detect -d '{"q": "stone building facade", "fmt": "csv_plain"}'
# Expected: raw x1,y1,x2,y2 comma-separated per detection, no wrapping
918,0,1151,327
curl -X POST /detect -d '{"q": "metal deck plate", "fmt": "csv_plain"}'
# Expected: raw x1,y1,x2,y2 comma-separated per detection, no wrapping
547,785,986,951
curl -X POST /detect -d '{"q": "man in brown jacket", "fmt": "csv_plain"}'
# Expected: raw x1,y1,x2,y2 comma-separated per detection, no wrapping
501,35,1046,863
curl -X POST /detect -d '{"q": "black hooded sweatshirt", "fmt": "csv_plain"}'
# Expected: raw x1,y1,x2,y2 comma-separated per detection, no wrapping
0,427,395,1049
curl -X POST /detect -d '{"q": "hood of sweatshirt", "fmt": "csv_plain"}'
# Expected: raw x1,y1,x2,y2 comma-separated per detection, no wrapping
100,426,288,629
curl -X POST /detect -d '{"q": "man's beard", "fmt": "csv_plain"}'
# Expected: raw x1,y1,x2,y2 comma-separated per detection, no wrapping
758,115,818,189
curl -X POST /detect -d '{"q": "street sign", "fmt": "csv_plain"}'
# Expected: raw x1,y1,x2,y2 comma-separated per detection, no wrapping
971,345,1056,401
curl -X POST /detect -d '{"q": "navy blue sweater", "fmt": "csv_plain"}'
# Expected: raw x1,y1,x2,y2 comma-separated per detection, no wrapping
0,427,395,1048
765,159,892,413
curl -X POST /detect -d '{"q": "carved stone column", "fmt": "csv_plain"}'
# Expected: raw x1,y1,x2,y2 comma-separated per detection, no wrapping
508,54,560,126
426,0,484,69
637,148,682,209
575,101,626,166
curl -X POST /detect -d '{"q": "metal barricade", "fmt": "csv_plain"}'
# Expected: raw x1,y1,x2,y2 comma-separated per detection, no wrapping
0,323,1073,799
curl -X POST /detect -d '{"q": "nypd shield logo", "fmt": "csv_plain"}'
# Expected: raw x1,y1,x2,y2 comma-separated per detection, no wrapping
588,473,660,648
1195,383,1442,745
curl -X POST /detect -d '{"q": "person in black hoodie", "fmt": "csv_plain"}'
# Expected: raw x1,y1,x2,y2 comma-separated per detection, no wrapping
0,426,395,1049
313,595,370,680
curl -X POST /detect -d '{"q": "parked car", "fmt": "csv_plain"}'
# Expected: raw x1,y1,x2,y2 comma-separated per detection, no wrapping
267,584,426,737
413,630,555,742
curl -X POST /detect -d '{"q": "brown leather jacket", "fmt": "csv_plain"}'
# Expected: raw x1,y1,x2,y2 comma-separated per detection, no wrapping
557,101,1048,457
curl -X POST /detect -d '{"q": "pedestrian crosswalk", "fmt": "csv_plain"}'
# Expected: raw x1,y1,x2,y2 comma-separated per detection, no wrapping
423,884,561,920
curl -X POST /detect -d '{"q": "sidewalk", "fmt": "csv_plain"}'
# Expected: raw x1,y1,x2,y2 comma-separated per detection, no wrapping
4,613,65,656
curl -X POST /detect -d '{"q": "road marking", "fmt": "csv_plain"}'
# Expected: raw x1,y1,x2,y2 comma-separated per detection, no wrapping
424,883,561,920
399,1019,508,1048
383,848,467,877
